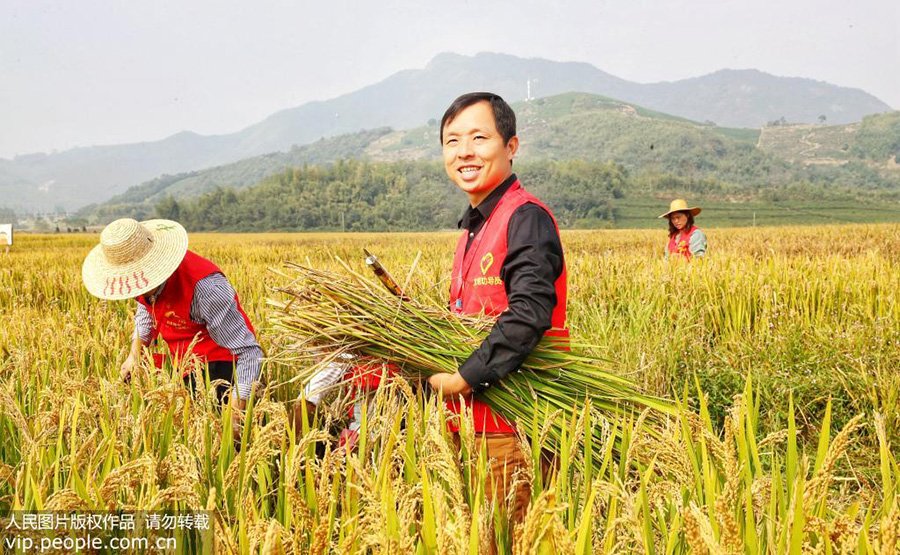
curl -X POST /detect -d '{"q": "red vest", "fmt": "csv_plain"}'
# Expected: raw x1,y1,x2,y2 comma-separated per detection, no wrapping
448,180,568,433
344,360,398,419
667,226,699,260
136,251,256,373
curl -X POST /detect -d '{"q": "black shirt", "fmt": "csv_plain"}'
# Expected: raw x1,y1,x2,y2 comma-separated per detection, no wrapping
457,174,564,393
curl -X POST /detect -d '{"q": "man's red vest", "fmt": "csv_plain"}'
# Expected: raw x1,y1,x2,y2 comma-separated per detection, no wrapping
136,250,256,372
448,180,568,434
667,226,699,260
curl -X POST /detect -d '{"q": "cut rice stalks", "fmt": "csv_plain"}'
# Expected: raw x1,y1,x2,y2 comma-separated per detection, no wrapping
267,262,675,463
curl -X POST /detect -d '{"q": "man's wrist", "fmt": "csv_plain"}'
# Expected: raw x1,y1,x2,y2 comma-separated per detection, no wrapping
458,364,489,394
447,372,472,396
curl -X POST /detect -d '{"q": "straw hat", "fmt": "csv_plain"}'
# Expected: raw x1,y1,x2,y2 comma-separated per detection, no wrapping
658,199,702,219
82,218,188,300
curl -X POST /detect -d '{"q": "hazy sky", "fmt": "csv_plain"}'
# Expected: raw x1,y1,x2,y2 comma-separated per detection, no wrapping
1,0,897,158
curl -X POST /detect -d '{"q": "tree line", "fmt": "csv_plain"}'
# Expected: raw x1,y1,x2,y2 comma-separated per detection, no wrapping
155,159,627,232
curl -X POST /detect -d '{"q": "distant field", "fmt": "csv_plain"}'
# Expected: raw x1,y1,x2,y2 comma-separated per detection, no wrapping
616,197,900,228
710,126,761,144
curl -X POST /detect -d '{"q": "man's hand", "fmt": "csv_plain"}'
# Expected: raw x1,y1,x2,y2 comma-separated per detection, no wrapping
231,394,247,445
119,355,136,383
427,372,473,397
121,335,144,384
291,400,318,435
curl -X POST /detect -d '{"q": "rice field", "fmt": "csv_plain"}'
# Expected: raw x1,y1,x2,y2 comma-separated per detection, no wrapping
0,226,898,553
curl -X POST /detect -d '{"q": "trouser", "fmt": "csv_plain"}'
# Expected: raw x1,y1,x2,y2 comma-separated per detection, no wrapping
453,433,532,527
453,432,559,550
479,433,532,526
182,360,235,405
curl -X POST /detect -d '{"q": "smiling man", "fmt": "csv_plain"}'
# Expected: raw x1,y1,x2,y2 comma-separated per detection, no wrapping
427,92,568,530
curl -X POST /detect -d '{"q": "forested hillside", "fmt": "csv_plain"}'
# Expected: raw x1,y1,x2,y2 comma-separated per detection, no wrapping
153,160,625,232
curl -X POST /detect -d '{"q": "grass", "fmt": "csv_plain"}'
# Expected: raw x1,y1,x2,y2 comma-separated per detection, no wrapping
0,227,898,553
710,127,761,144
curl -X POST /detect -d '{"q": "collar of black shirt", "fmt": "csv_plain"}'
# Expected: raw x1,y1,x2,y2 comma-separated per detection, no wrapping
457,173,518,231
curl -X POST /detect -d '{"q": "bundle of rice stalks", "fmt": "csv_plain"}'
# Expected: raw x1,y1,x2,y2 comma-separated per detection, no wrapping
267,261,673,462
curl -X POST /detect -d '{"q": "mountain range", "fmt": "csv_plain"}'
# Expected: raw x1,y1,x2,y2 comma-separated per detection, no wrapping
3,52,894,213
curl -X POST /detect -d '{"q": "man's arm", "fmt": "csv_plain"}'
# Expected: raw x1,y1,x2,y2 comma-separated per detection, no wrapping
192,274,263,401
121,303,155,382
133,302,155,344
456,203,564,393
689,229,708,258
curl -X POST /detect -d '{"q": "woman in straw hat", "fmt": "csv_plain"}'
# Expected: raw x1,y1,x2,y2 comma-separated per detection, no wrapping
82,218,262,442
659,199,707,260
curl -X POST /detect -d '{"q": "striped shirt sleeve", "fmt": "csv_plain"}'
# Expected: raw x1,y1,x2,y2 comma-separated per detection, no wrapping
191,273,263,400
689,229,708,258
302,361,347,405
133,302,155,344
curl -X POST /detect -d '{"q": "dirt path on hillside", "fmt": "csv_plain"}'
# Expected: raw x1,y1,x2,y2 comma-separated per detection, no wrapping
798,131,821,157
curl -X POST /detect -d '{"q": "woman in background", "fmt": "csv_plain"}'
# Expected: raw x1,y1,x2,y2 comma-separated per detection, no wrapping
660,199,707,260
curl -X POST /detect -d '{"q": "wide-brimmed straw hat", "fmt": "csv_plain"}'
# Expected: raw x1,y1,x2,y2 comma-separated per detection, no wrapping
658,199,702,219
82,218,188,300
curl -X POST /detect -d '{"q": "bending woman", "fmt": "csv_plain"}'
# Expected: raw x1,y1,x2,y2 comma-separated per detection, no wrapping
660,199,707,260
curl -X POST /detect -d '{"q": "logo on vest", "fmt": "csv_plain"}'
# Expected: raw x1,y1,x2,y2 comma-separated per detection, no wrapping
473,252,502,287
480,253,494,275
163,310,194,331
